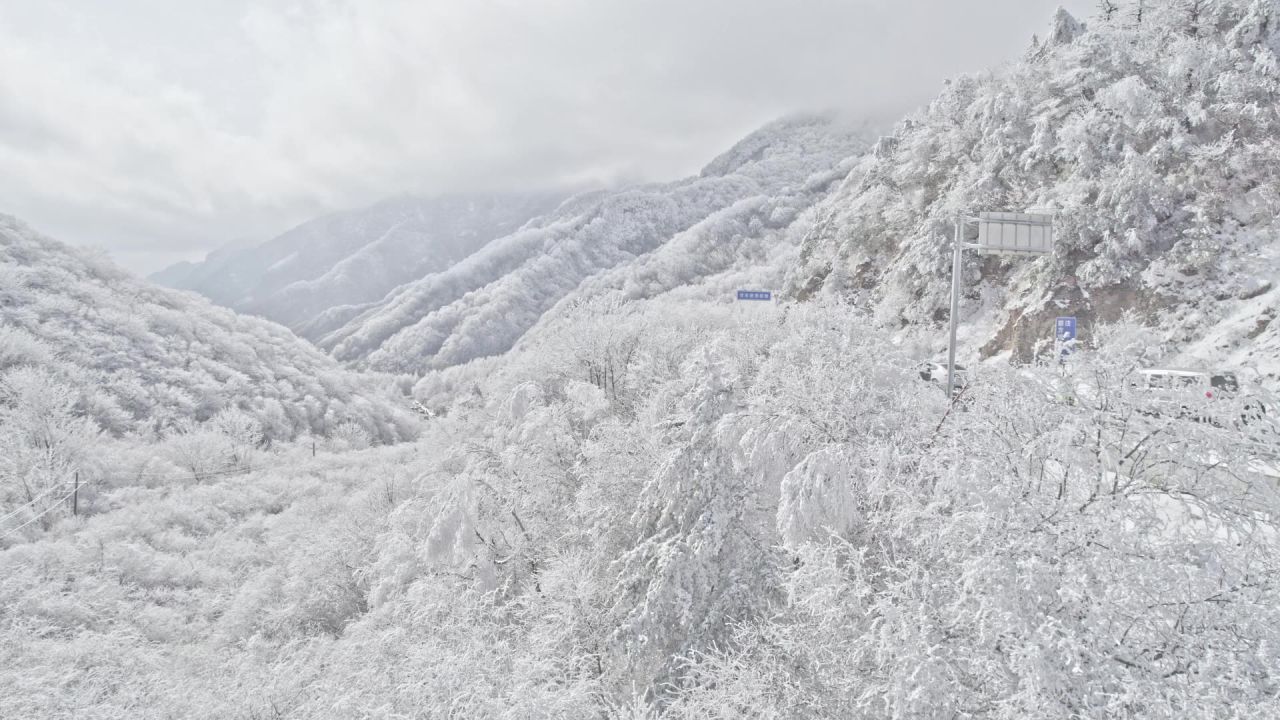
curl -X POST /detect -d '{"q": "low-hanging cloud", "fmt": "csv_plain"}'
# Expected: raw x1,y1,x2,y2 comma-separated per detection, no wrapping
0,0,1087,273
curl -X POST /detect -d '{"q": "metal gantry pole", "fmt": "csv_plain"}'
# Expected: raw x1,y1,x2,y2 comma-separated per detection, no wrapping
946,218,963,399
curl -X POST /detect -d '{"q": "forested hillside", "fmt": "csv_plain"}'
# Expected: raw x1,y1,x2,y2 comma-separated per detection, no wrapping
0,214,417,443
318,116,872,373
153,193,564,335
3,300,1276,717
792,3,1280,378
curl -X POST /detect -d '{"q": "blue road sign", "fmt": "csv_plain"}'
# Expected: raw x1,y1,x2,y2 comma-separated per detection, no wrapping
737,290,772,301
1056,316,1077,342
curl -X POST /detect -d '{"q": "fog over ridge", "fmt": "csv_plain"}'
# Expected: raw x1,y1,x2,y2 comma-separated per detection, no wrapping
0,0,1086,273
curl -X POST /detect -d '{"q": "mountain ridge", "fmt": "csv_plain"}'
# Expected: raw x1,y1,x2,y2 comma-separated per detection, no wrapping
322,114,877,373
151,192,567,336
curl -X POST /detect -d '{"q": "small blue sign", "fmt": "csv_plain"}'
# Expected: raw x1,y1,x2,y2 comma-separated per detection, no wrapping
737,290,772,301
1054,315,1075,340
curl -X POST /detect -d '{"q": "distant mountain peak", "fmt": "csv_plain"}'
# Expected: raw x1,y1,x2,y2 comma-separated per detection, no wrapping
1049,6,1085,46
699,114,872,179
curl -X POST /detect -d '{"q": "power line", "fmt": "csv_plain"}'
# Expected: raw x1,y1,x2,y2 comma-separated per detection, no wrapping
0,481,73,525
0,464,259,540
0,484,83,541
104,465,255,482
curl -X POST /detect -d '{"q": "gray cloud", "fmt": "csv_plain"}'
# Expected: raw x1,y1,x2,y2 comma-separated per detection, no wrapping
0,0,1090,274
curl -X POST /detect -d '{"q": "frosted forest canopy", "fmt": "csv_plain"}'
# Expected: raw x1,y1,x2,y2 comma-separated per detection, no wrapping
3,2,1280,718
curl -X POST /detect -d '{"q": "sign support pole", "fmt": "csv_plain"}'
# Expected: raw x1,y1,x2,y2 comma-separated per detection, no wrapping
941,211,1052,399
946,218,963,399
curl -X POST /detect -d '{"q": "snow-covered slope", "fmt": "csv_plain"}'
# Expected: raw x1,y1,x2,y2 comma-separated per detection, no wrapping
320,116,873,373
5,299,1276,717
151,193,564,336
0,215,417,442
787,4,1280,383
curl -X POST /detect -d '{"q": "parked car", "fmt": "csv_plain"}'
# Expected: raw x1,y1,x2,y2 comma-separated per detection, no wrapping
919,360,968,396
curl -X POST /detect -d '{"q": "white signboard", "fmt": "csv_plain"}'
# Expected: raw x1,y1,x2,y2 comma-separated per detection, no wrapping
975,212,1054,255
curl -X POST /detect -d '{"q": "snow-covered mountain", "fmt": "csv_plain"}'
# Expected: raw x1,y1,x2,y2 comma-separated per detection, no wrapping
320,116,873,372
790,4,1280,381
291,11,1280,387
152,193,565,336
0,214,417,442
5,3,1280,718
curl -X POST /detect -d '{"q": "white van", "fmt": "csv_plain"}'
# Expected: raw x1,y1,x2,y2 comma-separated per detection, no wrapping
1135,368,1269,427
1138,367,1237,394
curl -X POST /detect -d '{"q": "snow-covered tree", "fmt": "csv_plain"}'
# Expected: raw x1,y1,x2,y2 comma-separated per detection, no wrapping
0,367,99,535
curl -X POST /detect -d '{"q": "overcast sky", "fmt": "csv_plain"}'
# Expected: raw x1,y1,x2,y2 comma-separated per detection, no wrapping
0,0,1088,274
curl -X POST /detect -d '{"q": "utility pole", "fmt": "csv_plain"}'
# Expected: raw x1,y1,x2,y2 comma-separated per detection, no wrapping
946,219,963,399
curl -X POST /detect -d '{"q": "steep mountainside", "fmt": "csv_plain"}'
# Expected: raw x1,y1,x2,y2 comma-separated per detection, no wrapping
320,116,873,373
0,215,417,442
789,4,1280,380
152,193,565,335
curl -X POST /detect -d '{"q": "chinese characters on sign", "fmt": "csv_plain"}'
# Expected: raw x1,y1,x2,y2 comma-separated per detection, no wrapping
1057,316,1077,362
